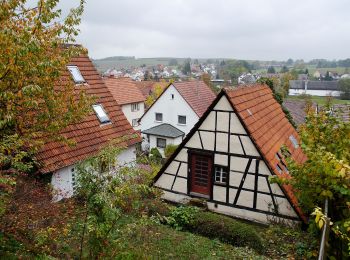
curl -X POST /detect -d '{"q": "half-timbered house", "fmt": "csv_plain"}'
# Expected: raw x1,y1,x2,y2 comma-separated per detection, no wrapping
153,84,307,224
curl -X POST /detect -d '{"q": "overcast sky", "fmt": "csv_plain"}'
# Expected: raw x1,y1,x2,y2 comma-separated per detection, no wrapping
60,0,349,60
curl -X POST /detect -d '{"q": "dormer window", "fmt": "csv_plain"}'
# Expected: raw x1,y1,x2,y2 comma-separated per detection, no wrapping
289,135,299,148
67,65,85,84
92,104,110,124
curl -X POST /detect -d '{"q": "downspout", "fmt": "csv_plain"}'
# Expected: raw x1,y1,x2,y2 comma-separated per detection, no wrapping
318,199,330,260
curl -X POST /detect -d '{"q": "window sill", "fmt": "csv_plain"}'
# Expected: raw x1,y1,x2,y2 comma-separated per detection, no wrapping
154,121,163,123
177,123,186,126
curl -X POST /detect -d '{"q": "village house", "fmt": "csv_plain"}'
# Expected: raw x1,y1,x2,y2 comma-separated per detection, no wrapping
104,77,146,130
139,81,216,156
289,80,340,97
284,99,350,125
153,84,306,224
36,55,141,201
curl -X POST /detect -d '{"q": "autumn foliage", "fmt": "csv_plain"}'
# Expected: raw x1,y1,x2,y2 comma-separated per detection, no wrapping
0,0,92,171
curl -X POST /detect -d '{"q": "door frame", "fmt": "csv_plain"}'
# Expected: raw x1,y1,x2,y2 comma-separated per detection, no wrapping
187,149,214,199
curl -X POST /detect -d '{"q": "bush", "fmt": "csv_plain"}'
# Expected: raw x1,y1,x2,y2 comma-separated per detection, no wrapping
164,206,199,230
339,78,350,100
149,148,162,163
164,144,178,159
185,211,264,252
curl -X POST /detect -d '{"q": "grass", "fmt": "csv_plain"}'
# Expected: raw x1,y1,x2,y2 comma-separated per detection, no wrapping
286,95,350,105
116,219,267,259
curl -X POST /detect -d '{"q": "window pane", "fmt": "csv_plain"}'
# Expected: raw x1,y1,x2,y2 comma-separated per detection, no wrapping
178,115,186,124
93,104,110,123
67,66,85,83
157,138,166,148
155,113,163,122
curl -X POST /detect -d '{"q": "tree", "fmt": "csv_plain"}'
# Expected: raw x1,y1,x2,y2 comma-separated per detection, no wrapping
339,78,350,100
279,108,350,257
182,61,191,75
168,58,178,66
145,84,164,107
267,66,276,74
286,58,294,66
0,0,92,171
280,66,289,73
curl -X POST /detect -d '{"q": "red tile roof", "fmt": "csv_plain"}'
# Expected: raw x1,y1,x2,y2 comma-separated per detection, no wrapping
135,81,169,98
173,81,216,117
103,77,146,105
225,84,307,221
36,56,141,174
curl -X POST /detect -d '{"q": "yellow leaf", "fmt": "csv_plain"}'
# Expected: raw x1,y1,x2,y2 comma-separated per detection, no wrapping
318,219,324,229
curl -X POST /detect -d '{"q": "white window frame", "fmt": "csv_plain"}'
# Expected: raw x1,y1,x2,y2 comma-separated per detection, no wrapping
155,112,163,122
92,104,111,124
67,65,85,84
156,138,166,148
178,115,186,125
132,118,139,127
214,166,228,184
131,103,140,112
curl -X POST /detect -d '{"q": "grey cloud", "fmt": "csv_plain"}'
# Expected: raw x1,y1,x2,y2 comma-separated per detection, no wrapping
57,0,350,60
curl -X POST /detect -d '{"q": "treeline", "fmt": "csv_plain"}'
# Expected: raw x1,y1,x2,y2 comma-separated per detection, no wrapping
308,58,350,68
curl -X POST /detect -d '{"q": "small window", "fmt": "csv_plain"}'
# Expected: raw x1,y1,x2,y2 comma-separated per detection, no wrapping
132,118,139,127
92,104,111,124
276,164,283,173
178,115,186,125
215,166,228,184
157,138,166,148
289,135,299,148
67,65,85,84
131,103,140,112
155,113,163,122
171,94,174,100
71,167,76,191
275,153,281,161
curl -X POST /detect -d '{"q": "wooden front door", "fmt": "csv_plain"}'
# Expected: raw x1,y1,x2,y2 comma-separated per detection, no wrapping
190,152,213,196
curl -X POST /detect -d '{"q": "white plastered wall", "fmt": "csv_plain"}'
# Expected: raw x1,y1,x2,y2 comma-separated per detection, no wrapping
51,145,137,201
121,102,145,130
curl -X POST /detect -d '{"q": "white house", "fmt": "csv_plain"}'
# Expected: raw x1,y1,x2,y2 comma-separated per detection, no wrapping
289,80,340,97
139,81,216,156
153,84,306,225
36,55,141,201
104,77,146,130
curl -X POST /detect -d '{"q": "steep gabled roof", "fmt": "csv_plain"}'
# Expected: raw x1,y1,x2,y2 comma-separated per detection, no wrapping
173,81,216,117
139,80,216,122
103,77,146,105
36,56,141,173
153,84,307,222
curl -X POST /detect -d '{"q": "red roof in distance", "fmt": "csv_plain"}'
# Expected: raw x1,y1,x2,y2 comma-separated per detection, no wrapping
104,77,146,105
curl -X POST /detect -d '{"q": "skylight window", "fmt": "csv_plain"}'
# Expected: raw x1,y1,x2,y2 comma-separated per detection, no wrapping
289,135,299,148
92,104,110,124
67,65,85,84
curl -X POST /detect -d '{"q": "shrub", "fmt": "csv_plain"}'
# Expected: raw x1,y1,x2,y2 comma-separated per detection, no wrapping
149,148,162,163
185,211,264,252
164,144,178,159
164,206,199,230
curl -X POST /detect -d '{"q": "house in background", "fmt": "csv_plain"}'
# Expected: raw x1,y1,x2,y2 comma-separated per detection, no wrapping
289,80,340,97
284,99,350,125
153,84,306,224
104,77,146,130
36,55,141,201
135,81,169,100
139,81,216,156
